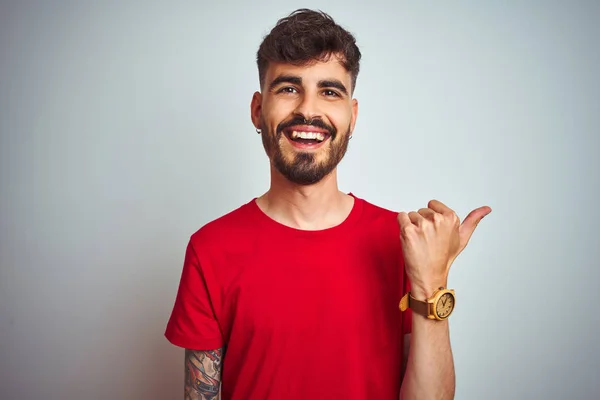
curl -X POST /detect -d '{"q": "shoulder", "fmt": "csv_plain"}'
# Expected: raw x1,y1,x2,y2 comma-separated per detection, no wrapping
360,197,399,218
188,199,258,251
355,195,400,231
353,195,405,267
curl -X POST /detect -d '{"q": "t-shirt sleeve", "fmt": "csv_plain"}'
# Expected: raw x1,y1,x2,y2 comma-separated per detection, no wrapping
165,240,224,350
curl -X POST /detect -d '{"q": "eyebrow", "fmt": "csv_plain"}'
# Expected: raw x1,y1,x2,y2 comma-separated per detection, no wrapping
268,75,349,96
268,75,302,91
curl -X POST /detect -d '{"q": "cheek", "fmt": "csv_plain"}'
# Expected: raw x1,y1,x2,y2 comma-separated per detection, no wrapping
263,98,296,126
327,106,353,131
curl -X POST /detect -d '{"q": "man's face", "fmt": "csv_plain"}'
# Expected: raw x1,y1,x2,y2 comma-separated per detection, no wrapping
251,55,358,185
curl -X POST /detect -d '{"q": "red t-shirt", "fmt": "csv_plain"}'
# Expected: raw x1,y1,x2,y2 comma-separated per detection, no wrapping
165,194,412,400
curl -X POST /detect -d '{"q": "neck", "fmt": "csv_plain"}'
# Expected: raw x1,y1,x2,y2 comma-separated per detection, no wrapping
256,165,354,230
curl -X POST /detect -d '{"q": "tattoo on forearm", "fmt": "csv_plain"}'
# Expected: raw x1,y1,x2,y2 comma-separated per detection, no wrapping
184,348,224,400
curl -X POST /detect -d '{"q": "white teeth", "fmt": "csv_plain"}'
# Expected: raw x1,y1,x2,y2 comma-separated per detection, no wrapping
291,131,326,142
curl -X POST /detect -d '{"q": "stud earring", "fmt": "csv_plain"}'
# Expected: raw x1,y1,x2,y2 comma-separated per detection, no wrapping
256,128,261,134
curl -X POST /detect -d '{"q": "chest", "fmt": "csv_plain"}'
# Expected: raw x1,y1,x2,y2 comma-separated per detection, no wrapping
214,237,404,343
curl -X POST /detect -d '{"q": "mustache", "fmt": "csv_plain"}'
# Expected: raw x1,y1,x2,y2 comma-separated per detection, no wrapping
276,116,337,139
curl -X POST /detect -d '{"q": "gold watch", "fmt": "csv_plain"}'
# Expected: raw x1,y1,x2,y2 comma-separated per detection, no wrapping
399,287,455,320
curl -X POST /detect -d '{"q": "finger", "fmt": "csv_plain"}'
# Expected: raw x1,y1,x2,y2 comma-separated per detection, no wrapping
408,211,423,226
418,207,436,221
397,212,412,232
428,199,454,216
459,206,492,247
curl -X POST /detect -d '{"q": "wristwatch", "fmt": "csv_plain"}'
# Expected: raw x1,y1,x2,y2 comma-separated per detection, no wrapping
399,287,456,320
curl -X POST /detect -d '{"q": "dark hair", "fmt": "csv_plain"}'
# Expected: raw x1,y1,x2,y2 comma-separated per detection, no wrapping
256,9,361,92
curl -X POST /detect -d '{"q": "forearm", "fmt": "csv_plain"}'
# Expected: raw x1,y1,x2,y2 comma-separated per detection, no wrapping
184,348,223,400
400,313,455,400
185,383,221,400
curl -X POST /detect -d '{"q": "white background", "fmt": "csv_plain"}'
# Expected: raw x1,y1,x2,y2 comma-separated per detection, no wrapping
1,1,598,399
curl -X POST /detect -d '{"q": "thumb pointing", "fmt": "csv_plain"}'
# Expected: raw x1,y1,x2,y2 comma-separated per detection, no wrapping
459,206,492,248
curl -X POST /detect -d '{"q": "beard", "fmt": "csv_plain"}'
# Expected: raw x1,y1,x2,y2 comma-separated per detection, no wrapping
260,116,351,185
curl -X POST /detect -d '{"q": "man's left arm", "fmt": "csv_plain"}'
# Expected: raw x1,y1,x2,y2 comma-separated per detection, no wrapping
400,304,455,399
397,200,491,399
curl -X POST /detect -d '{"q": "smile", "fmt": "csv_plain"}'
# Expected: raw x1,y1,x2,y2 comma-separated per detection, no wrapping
290,130,328,142
283,128,332,149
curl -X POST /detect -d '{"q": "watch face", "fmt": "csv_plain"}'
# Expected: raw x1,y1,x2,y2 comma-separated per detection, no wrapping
436,292,455,319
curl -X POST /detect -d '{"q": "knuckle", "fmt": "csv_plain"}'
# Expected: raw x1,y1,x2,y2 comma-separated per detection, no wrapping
402,224,417,235
452,212,460,225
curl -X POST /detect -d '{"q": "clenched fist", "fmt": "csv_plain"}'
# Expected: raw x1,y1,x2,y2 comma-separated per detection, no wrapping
398,200,491,299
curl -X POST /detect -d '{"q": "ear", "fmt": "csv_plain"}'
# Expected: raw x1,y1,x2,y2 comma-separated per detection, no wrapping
250,91,262,129
349,98,359,135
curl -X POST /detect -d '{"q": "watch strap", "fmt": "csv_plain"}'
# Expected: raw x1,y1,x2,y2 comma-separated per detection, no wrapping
408,293,430,317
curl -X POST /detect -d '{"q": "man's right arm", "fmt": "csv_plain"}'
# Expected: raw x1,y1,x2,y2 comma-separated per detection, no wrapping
184,348,224,400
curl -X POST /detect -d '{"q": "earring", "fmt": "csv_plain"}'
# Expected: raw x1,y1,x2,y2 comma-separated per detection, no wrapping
256,128,262,134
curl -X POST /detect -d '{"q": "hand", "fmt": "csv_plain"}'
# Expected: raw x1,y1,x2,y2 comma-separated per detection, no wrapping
397,200,491,298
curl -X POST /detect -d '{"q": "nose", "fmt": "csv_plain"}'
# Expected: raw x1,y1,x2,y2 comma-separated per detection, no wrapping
293,92,321,123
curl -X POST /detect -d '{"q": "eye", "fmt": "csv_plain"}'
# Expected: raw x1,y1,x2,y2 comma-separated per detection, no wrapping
322,89,340,97
278,86,298,94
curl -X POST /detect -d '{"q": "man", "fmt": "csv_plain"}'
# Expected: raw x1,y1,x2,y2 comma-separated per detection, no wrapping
165,9,491,400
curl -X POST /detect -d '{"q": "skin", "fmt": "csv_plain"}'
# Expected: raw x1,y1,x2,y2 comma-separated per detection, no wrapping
249,56,359,230
398,201,491,400
184,348,224,400
251,58,356,215
184,54,492,399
